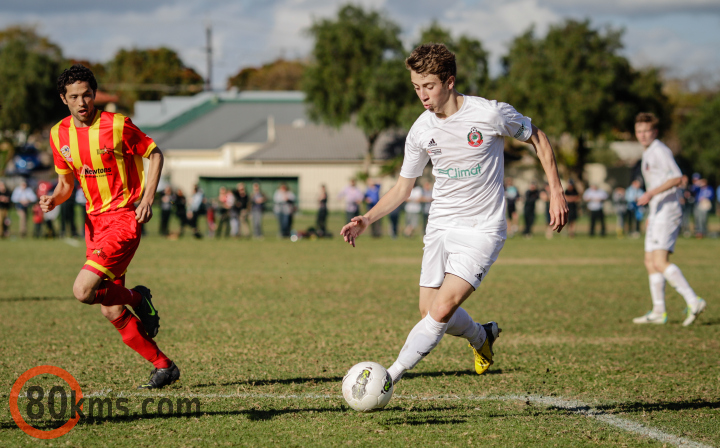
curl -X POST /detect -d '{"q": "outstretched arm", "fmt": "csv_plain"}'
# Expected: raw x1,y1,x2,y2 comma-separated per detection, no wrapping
525,125,568,232
340,176,416,247
136,147,164,223
39,173,75,213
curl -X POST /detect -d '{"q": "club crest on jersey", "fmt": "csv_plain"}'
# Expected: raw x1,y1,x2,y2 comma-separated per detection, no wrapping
60,145,73,163
467,128,483,147
97,146,113,156
92,248,107,260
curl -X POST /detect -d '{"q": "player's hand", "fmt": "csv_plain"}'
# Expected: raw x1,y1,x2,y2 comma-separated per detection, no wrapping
135,201,153,223
637,192,652,206
39,195,55,213
548,191,568,233
340,215,369,247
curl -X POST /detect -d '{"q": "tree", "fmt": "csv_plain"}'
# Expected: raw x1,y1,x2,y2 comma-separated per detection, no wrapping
0,26,67,137
303,5,415,170
416,22,490,96
495,20,670,179
679,93,720,182
227,59,304,91
104,47,204,110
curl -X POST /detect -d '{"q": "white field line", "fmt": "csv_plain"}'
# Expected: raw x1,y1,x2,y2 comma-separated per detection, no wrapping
78,390,711,448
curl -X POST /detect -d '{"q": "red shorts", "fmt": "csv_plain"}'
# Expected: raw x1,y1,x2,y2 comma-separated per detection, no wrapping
82,208,141,280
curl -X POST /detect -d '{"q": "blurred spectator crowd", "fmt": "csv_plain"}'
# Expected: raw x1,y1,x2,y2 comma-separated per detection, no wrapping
1,173,718,241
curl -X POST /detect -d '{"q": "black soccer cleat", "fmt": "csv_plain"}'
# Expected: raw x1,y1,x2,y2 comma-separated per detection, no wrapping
138,362,181,390
132,285,160,338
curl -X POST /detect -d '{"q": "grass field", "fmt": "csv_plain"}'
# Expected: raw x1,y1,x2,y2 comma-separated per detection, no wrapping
1,212,718,447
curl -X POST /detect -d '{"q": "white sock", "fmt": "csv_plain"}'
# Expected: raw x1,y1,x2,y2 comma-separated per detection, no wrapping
387,314,447,384
649,273,666,314
445,307,486,350
663,264,698,307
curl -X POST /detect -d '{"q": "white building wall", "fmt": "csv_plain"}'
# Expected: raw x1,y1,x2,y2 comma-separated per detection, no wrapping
164,159,396,212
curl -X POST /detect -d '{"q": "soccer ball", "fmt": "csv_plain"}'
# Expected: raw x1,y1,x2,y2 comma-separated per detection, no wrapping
341,362,393,412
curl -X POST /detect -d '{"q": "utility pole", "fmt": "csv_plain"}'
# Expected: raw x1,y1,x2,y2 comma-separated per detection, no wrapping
205,22,212,91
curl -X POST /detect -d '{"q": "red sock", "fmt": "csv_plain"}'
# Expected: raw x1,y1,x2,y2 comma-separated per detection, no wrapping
113,275,126,287
111,307,171,369
92,282,141,308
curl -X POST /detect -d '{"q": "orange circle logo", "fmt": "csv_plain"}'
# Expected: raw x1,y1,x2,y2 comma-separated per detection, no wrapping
9,366,83,439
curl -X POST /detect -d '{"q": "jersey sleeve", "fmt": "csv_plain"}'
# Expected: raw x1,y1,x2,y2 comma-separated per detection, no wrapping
122,117,157,157
399,129,429,179
658,147,682,179
494,102,532,142
50,131,73,175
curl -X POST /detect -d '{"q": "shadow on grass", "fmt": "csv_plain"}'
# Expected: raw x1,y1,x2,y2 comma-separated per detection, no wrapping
193,376,344,388
0,406,342,430
381,414,468,425
0,296,70,302
193,369,506,388
595,399,720,413
699,318,720,326
404,368,508,378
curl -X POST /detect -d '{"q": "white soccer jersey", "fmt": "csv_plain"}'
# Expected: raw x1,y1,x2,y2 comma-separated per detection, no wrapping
641,139,682,213
399,95,532,232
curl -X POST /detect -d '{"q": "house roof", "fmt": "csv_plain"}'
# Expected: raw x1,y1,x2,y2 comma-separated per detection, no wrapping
145,101,307,150
133,90,406,161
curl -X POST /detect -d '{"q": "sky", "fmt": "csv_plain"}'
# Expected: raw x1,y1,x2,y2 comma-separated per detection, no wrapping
1,0,719,90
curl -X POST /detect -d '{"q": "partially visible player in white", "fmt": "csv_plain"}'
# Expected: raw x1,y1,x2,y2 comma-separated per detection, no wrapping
341,44,568,385
633,112,706,326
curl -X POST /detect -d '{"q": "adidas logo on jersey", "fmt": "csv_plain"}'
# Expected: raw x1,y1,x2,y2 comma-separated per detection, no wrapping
428,138,437,147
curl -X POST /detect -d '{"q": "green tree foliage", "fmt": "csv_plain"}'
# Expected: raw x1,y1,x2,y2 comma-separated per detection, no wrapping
303,5,415,167
496,19,670,177
0,26,66,136
416,22,489,96
679,93,720,180
227,59,304,91
104,47,204,110
69,59,107,83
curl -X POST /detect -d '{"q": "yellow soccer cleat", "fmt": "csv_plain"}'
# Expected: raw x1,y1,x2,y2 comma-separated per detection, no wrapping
470,321,501,375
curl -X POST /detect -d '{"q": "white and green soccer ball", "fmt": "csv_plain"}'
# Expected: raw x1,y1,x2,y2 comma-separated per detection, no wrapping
342,362,394,412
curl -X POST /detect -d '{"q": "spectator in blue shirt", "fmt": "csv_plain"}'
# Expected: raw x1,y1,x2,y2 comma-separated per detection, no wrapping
694,178,714,238
625,179,644,237
716,184,720,225
364,179,382,237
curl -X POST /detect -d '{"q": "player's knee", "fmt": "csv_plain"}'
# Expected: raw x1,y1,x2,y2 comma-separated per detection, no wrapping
432,301,457,322
72,283,95,304
100,306,123,321
653,260,669,273
643,258,655,272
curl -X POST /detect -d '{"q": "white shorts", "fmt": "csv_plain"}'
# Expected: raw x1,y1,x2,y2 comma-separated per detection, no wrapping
645,206,682,253
420,226,505,290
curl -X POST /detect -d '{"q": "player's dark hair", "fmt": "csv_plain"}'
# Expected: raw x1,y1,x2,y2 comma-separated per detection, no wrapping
635,112,659,130
405,43,457,85
57,64,97,96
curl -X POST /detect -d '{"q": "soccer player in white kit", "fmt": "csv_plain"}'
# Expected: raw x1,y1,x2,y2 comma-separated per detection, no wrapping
341,44,568,384
632,113,706,326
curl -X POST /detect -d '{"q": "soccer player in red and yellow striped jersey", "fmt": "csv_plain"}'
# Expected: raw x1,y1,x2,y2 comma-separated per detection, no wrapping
40,65,180,389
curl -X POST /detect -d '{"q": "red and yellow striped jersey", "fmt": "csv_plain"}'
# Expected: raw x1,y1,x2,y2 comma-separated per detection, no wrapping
50,111,157,216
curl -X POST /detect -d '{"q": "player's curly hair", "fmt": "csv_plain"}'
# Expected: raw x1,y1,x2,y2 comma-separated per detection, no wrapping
57,64,97,96
635,112,659,130
405,43,456,85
